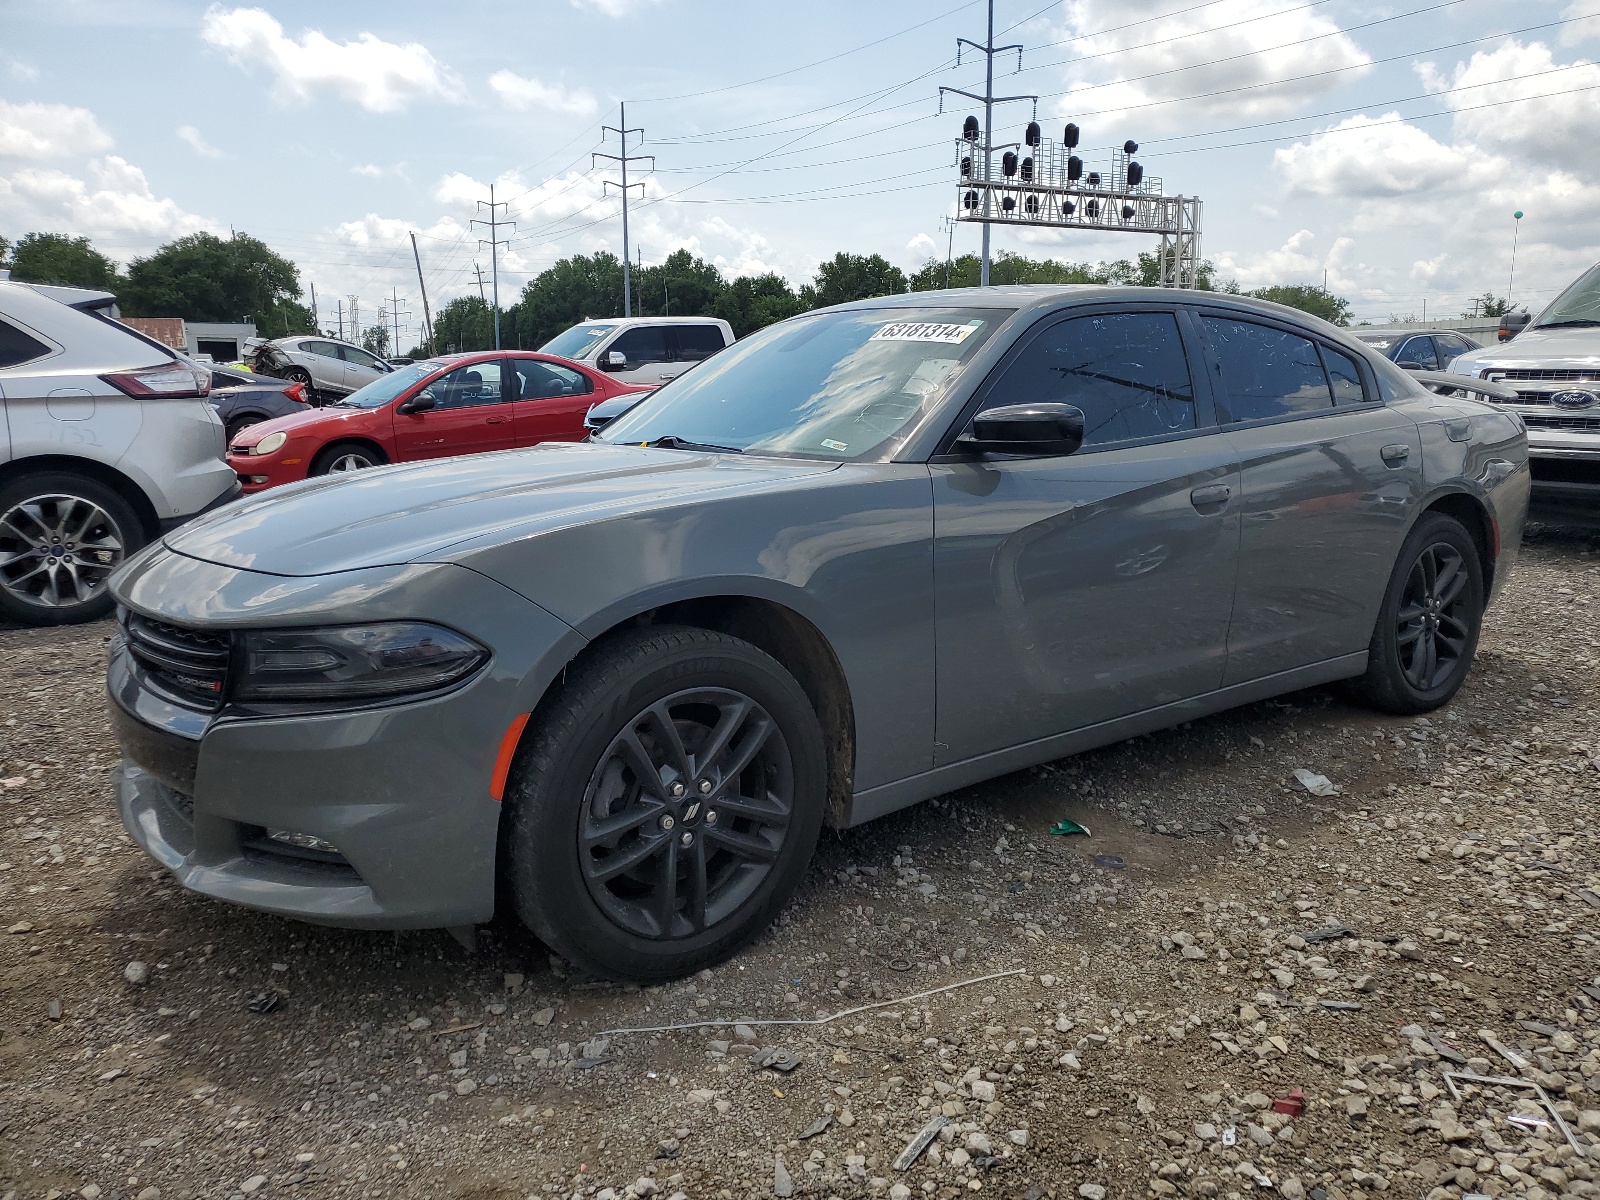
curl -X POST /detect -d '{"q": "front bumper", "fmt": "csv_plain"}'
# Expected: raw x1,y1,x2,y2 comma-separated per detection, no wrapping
107,555,584,930
225,448,310,494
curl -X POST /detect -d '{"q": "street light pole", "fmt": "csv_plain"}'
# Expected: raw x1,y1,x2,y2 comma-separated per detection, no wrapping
1507,210,1524,310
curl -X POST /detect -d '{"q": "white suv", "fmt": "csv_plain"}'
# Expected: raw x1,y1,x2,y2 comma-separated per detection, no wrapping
0,278,237,625
541,316,734,389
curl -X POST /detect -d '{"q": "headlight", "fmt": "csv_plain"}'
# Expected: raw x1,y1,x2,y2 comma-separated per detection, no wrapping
235,623,488,702
248,431,288,456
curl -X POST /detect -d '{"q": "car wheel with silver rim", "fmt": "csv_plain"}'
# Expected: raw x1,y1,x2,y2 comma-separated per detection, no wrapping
503,626,827,981
0,472,142,626
310,442,386,476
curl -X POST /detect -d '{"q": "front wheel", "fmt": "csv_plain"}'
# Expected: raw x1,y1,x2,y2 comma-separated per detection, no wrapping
310,442,385,476
1349,512,1484,714
0,473,143,626
503,626,827,981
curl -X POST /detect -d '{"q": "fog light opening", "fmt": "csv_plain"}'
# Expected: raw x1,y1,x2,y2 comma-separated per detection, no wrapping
266,828,340,855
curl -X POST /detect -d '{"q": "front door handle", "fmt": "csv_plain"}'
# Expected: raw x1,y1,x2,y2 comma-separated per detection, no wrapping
486,416,508,425
1190,483,1231,511
1381,443,1411,466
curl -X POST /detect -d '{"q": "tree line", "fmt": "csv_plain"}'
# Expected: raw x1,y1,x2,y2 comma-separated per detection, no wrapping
2,229,1360,360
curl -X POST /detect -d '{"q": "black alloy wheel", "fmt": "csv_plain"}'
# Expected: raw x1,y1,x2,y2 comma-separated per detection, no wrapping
504,626,827,981
579,688,794,940
0,472,143,626
1350,511,1483,714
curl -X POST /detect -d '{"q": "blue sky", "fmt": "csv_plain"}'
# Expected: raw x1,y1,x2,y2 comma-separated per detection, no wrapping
3,0,1597,345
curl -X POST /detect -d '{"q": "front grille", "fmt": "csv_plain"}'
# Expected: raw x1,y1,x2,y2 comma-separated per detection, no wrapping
123,610,232,711
1484,368,1600,383
1521,413,1600,432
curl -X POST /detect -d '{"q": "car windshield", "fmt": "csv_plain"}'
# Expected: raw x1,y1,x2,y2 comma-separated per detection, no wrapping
1533,262,1600,329
332,361,442,408
542,324,614,360
598,308,1011,461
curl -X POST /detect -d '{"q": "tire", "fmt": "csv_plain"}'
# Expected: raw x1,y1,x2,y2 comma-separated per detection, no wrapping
503,626,827,981
0,472,144,626
284,367,317,405
225,415,263,444
310,441,386,476
1348,512,1484,714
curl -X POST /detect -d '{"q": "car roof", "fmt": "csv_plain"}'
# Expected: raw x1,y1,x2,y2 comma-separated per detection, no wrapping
569,316,729,327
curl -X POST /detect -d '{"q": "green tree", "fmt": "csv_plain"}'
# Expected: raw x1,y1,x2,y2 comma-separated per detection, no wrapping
431,296,495,353
361,323,390,357
120,232,312,333
511,252,626,348
1249,284,1352,326
710,273,806,337
910,251,1102,290
1467,293,1519,318
635,249,725,318
811,252,906,308
8,232,122,291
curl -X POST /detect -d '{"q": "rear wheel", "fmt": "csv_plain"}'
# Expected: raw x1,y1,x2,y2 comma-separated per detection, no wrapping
1349,512,1484,714
503,626,827,981
284,367,316,405
0,472,143,626
310,442,385,476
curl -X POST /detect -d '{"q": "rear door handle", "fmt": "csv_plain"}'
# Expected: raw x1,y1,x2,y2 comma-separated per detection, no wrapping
1381,443,1411,466
1190,483,1231,511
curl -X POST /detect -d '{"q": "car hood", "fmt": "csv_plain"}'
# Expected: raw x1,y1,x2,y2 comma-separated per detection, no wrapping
164,441,838,577
227,402,382,447
1453,325,1600,374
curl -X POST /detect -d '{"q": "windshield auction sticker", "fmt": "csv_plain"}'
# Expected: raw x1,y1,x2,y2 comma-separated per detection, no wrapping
869,320,983,344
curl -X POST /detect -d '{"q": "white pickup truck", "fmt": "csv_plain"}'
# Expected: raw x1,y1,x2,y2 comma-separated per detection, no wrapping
1451,261,1600,506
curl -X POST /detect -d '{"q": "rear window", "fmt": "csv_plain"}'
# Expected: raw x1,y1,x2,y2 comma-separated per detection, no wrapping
675,324,728,362
0,318,52,369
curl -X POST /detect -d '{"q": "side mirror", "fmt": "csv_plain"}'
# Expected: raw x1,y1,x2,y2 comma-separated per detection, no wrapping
1398,361,1425,371
598,350,628,371
398,391,437,415
958,402,1085,456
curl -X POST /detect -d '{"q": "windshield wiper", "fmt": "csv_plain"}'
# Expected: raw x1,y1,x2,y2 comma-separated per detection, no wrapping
643,434,742,453
1534,319,1600,328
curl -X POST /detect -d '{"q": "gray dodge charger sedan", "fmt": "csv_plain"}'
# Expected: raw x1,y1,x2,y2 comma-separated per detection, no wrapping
107,287,1530,980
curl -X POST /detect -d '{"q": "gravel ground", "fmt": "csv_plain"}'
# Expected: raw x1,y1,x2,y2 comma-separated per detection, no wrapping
3,521,1599,1200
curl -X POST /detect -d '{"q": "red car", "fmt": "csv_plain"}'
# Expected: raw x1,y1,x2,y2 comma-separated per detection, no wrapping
226,350,652,493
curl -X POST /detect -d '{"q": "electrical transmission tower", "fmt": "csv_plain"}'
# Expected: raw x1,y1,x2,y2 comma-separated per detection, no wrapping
346,296,360,343
594,102,654,318
940,0,1035,288
388,287,411,358
472,185,514,349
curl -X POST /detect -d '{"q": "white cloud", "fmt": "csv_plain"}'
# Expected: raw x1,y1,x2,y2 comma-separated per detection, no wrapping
1272,114,1472,198
7,59,40,82
1047,0,1373,127
487,69,598,116
571,0,660,15
0,100,114,160
199,6,465,113
351,163,386,178
905,232,938,258
0,155,216,253
177,124,224,158
1560,0,1600,46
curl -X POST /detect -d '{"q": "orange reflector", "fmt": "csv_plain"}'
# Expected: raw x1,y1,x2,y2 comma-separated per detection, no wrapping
489,713,531,802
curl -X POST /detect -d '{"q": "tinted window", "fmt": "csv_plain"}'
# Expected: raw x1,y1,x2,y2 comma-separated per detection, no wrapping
609,326,670,365
515,359,593,399
985,311,1196,445
306,340,342,359
342,346,381,369
417,361,504,410
1202,317,1333,422
0,318,52,369
1395,337,1438,371
1321,345,1366,404
674,325,728,362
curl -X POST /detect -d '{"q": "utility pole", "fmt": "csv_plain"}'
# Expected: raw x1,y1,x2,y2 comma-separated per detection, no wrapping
334,299,343,341
1508,209,1524,309
410,232,436,356
472,262,487,303
309,281,318,333
941,214,958,288
472,184,514,350
389,287,410,358
940,1,1032,287
595,102,654,317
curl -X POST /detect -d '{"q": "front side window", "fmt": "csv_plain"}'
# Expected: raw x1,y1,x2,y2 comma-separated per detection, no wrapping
609,326,670,365
516,359,593,399
1202,317,1333,422
1322,345,1367,404
417,361,505,410
600,307,1010,461
983,311,1197,446
1395,337,1438,371
674,325,727,362
342,346,381,370
0,318,52,369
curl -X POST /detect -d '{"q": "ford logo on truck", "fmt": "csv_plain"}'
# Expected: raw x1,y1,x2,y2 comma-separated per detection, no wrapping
1549,389,1600,409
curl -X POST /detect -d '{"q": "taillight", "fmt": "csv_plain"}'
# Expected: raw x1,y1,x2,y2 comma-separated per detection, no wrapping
285,381,308,404
102,362,211,398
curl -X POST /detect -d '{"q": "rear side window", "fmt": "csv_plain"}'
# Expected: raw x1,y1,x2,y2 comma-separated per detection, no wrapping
1321,345,1367,404
985,311,1197,445
674,325,727,362
1395,336,1438,371
0,318,51,369
609,326,670,365
515,360,593,399
1202,316,1333,422
306,340,341,359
